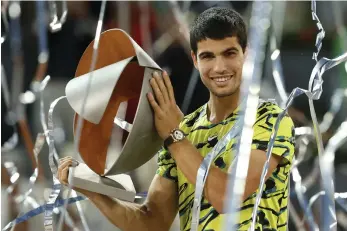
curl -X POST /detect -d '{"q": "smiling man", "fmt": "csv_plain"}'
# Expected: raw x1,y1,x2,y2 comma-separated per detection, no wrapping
58,7,295,231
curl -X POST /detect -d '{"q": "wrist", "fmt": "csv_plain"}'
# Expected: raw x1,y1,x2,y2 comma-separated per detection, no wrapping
167,138,186,156
163,128,186,150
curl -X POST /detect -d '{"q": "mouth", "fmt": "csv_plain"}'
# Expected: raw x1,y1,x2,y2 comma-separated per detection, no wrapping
210,75,233,83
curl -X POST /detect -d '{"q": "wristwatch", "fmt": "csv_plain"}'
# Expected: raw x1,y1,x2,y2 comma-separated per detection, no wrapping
164,128,185,150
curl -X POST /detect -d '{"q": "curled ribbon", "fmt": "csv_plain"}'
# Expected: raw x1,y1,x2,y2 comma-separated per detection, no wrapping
57,1,107,231
190,101,245,231
2,133,45,231
223,2,273,231
48,1,68,33
250,1,347,230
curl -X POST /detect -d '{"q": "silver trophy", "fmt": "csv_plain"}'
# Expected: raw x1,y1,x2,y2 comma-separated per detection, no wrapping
65,29,163,202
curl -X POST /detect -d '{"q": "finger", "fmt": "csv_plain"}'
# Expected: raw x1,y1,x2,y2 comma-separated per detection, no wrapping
153,72,169,103
57,160,71,183
147,92,163,115
59,159,75,172
60,157,79,167
61,165,70,185
59,156,73,163
150,77,165,106
162,71,176,104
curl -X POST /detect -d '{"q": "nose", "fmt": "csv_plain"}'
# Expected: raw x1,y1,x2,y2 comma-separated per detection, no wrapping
213,56,228,75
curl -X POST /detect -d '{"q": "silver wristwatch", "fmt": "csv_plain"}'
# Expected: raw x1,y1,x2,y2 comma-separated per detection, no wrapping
163,128,185,149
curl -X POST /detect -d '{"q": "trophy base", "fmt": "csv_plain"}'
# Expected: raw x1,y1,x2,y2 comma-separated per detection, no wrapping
68,163,136,202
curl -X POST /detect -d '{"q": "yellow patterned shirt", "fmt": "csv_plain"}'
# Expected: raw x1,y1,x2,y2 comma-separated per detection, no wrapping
156,101,295,231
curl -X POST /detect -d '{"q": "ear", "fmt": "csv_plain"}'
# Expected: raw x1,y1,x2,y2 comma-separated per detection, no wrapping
191,51,199,70
243,46,248,60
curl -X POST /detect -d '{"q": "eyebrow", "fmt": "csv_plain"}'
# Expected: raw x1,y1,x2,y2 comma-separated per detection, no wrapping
198,47,239,59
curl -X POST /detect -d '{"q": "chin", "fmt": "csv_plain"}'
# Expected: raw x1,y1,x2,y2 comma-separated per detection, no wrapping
212,86,239,98
212,90,236,98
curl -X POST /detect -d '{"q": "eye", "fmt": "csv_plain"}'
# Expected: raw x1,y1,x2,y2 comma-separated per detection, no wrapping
201,54,214,60
225,51,237,57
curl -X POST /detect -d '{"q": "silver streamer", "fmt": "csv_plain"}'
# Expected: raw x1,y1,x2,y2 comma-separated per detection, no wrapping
139,1,153,57
9,0,25,122
48,1,68,33
1,3,9,43
39,76,59,162
168,1,200,114
2,195,41,231
291,88,346,229
44,96,66,231
335,193,347,213
270,2,288,108
248,1,347,230
190,101,245,231
57,207,77,230
288,199,306,231
114,117,133,133
30,0,50,93
168,1,190,47
270,34,288,107
2,195,86,228
2,133,45,231
1,65,11,110
3,161,20,195
291,88,346,201
57,1,107,231
320,88,347,133
293,3,347,227
39,77,83,231
309,1,347,229
151,1,191,57
302,157,319,191
250,82,347,231
300,191,347,227
16,133,45,203
181,68,200,114
2,1,346,230
1,65,18,152
224,2,272,230
250,88,319,231
320,119,347,229
292,156,319,231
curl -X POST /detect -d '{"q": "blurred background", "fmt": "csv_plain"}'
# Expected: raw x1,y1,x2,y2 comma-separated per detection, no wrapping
1,1,347,231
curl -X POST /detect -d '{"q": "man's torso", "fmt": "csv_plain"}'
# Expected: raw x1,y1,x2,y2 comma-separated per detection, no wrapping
157,101,295,231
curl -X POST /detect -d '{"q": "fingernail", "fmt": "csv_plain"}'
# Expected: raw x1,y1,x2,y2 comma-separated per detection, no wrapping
153,71,159,78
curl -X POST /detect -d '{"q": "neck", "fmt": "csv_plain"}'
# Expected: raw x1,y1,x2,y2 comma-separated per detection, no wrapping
207,89,240,124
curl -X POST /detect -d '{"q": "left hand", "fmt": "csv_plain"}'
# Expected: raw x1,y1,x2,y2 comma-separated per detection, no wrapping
147,71,184,140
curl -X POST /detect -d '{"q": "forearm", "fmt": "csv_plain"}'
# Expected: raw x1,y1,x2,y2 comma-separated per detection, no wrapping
168,139,279,214
82,190,161,231
168,139,228,212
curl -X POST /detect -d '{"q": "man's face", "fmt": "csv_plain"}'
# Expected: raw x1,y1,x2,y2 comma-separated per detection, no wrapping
192,36,246,98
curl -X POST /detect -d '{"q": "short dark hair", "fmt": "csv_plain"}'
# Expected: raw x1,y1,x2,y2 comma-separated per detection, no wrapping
189,7,247,54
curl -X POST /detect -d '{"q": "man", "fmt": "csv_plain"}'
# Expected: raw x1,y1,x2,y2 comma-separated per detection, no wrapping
58,7,295,231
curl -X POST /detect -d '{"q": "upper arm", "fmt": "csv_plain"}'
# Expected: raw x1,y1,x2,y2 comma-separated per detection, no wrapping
242,150,282,199
144,174,178,231
239,102,295,199
145,146,179,230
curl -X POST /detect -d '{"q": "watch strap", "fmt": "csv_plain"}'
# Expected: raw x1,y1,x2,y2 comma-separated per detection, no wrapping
163,134,174,150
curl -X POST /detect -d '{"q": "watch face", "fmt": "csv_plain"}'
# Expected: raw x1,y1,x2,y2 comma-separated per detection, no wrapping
173,130,184,140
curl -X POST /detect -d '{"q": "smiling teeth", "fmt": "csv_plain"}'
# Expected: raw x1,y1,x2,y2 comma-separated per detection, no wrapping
213,76,231,82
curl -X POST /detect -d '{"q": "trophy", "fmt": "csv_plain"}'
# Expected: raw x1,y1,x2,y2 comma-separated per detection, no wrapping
65,29,163,202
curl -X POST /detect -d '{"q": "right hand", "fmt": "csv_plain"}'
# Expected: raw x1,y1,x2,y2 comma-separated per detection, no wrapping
57,157,99,198
57,156,79,188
